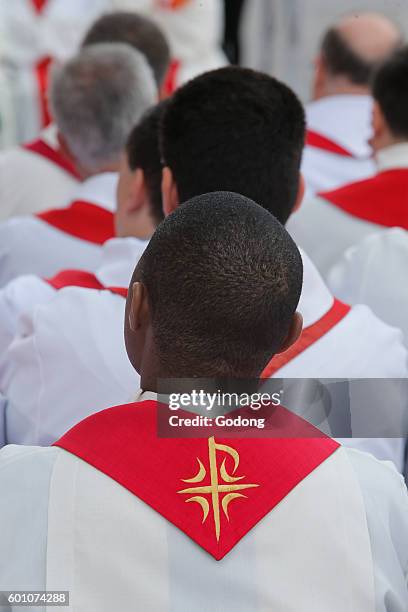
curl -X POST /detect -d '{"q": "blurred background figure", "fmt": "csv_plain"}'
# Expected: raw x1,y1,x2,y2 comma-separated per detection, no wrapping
0,0,225,147
240,0,408,100
302,11,402,197
0,10,170,221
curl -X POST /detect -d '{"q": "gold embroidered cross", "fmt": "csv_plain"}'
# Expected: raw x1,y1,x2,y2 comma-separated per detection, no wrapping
178,437,259,541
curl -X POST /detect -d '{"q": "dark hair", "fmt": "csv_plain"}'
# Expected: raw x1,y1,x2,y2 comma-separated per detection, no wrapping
373,46,408,140
161,67,306,225
134,192,303,378
321,27,395,85
82,12,170,86
126,102,167,226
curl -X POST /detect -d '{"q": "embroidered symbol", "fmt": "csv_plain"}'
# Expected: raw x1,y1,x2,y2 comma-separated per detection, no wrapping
178,437,259,541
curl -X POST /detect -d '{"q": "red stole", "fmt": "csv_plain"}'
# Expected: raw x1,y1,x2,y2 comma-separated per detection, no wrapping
46,269,127,297
55,400,339,560
306,130,355,158
320,169,408,230
36,200,115,245
263,299,351,378
23,138,81,180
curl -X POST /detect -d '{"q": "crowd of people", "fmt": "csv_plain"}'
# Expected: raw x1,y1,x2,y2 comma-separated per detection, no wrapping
0,3,407,611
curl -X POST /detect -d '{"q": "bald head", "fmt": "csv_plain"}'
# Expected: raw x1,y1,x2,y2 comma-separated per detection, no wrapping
336,13,401,64
314,12,402,97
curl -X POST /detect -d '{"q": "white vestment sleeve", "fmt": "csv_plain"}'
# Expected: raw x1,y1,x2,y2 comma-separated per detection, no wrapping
347,448,408,610
0,445,59,597
0,276,55,365
328,228,408,346
4,287,138,446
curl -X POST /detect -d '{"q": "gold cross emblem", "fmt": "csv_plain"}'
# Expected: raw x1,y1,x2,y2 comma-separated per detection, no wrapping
178,437,259,541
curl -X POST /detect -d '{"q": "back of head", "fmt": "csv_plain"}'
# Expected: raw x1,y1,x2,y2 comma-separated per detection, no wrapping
50,43,156,173
161,67,305,225
372,46,408,141
133,192,303,378
126,101,168,226
82,11,170,88
320,12,402,86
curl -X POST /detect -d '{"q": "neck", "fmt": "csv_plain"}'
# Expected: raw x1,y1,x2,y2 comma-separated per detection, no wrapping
77,161,120,181
314,79,369,101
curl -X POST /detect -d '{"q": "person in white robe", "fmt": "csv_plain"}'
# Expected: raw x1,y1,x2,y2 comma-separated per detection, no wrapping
2,71,407,472
301,12,402,198
288,45,408,281
0,43,156,287
0,11,171,222
0,193,407,611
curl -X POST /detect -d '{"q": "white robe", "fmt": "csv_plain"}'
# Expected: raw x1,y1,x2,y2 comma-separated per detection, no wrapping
0,126,79,221
302,95,376,198
0,172,117,287
0,393,407,610
1,249,406,472
288,143,408,279
328,228,408,347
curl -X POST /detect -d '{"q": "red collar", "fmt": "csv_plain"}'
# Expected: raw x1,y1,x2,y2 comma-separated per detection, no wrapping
46,269,127,297
55,400,339,560
263,299,351,377
36,200,115,245
23,138,81,180
306,130,355,158
320,169,408,229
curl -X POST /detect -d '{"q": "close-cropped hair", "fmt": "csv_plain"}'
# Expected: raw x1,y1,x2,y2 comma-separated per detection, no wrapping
50,43,156,172
161,67,306,225
373,46,408,140
321,27,400,85
126,102,168,227
82,11,170,87
135,191,303,378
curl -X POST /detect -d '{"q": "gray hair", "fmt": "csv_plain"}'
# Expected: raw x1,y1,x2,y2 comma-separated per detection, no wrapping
50,43,156,172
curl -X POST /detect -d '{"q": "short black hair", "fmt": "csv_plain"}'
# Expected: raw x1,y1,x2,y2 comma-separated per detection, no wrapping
373,46,408,140
126,102,167,227
82,12,170,87
321,27,397,85
161,67,306,225
134,192,303,378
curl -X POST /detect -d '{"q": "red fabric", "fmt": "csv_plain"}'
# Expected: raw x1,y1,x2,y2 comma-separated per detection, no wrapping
262,299,351,378
306,130,354,158
31,0,48,13
37,200,115,245
162,59,181,97
155,0,191,9
23,138,81,179
35,56,52,127
320,169,408,230
55,399,339,560
46,269,127,297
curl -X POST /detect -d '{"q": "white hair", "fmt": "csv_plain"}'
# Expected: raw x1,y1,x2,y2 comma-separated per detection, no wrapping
50,43,156,172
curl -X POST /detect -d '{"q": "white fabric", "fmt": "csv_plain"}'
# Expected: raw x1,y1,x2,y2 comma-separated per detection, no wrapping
329,228,408,347
289,143,408,279
0,237,146,447
0,172,118,287
0,126,79,220
2,249,407,472
302,95,375,198
0,235,146,365
1,426,408,609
